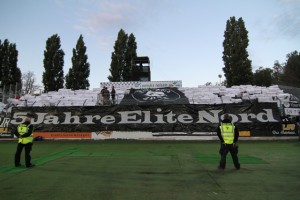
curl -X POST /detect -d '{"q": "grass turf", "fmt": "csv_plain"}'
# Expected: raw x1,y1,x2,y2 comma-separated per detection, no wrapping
0,140,299,200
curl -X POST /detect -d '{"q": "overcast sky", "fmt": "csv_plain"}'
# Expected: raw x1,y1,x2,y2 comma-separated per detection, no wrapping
1,0,299,89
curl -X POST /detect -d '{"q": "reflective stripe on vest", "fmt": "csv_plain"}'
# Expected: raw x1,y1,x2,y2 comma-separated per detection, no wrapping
220,123,235,144
17,124,33,144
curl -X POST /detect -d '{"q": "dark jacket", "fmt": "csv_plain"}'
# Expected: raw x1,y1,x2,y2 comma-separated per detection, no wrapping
216,119,239,143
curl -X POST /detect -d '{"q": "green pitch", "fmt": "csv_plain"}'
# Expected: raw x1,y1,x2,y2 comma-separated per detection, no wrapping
1,140,299,200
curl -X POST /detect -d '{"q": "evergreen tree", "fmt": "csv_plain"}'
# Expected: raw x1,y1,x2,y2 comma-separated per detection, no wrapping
0,39,10,88
0,39,22,92
222,17,253,87
8,43,22,91
123,33,137,81
108,29,128,82
281,51,300,87
42,34,65,92
65,35,90,90
108,29,138,82
0,40,2,82
65,68,74,89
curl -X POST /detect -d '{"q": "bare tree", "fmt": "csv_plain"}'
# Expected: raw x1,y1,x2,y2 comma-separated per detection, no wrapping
22,71,35,94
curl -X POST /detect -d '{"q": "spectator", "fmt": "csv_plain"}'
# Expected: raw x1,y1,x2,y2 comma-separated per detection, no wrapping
111,86,116,104
102,87,110,105
100,87,105,96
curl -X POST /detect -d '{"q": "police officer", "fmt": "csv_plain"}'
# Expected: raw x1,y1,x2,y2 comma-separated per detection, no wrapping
216,113,240,170
14,113,35,168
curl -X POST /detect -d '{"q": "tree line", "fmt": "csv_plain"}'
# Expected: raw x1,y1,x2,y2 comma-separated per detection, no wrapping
0,17,299,95
0,28,137,94
222,16,300,87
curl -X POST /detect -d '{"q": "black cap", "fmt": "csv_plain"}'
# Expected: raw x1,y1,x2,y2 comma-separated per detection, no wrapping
223,113,231,121
26,113,35,118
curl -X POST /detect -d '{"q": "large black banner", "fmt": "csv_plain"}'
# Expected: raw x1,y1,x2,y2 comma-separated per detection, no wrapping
9,102,281,136
120,87,189,105
0,117,14,138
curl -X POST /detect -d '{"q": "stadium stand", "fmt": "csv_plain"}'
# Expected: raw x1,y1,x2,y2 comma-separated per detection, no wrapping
7,88,99,107
180,85,291,105
5,84,295,108
279,85,300,102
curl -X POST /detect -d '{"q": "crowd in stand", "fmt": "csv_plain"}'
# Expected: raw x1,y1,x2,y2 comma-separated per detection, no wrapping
99,86,116,105
1,84,297,108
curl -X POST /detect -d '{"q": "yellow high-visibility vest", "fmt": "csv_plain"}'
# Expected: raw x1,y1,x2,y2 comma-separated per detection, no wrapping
220,123,235,144
17,124,33,144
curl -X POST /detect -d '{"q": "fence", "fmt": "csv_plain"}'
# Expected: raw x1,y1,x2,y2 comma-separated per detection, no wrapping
0,84,22,104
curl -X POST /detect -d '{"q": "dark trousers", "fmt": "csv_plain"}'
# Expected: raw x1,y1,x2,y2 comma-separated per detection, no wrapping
219,143,240,169
297,124,300,142
15,142,33,167
111,96,115,104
